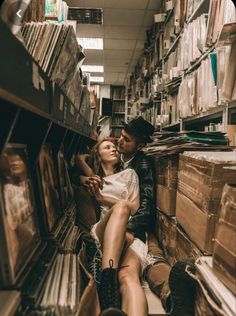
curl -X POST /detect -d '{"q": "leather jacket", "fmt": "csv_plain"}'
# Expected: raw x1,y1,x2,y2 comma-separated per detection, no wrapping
126,151,156,242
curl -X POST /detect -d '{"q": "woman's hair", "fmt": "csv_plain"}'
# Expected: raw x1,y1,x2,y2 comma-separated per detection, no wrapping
88,140,122,177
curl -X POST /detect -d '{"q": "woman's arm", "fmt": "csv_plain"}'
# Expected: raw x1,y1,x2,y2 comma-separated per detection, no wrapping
89,182,139,212
75,154,94,177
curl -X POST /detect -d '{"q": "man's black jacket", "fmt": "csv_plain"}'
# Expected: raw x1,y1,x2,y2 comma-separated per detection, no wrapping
126,151,156,242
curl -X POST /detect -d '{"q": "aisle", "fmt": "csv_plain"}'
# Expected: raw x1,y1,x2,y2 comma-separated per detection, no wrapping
144,282,166,316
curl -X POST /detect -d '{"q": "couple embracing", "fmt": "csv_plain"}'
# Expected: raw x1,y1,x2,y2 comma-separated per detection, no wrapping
75,117,196,316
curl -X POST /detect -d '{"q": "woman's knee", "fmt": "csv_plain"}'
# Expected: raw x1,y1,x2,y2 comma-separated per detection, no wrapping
112,200,130,217
118,267,140,287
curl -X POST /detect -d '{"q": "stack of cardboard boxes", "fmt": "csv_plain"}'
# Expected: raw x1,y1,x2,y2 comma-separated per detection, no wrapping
155,151,236,315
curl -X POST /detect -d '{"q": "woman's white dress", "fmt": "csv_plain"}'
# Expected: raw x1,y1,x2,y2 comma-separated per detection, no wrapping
91,168,156,270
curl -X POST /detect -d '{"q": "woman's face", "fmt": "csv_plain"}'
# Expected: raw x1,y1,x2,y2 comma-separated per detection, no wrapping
8,154,26,178
98,141,118,165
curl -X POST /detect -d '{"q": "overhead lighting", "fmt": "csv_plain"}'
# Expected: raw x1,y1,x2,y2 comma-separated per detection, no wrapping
77,37,103,50
81,65,104,72
90,76,104,82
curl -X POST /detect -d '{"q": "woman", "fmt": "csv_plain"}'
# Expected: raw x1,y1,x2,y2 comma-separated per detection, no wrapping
77,139,151,316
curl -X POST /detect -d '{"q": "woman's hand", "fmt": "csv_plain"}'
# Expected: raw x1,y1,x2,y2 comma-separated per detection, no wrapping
87,177,104,203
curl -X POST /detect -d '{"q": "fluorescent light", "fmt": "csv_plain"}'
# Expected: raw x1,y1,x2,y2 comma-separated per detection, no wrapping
81,65,104,72
77,37,103,49
90,76,104,82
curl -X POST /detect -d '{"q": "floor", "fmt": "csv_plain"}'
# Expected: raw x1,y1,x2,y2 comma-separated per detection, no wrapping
143,282,167,316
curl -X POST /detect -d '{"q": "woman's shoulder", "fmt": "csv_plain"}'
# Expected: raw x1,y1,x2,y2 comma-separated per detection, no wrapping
120,168,138,181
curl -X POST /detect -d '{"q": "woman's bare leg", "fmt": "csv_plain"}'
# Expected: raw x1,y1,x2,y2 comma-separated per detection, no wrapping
119,247,148,316
94,201,130,269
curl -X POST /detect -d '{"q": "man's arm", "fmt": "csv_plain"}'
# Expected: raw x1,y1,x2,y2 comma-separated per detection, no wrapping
126,155,156,235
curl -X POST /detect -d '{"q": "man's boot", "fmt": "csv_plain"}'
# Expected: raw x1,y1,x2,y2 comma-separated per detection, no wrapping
169,259,197,316
98,259,121,311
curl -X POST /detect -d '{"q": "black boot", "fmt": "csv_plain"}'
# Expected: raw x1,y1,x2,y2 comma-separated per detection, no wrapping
98,259,121,311
83,238,102,283
169,259,197,316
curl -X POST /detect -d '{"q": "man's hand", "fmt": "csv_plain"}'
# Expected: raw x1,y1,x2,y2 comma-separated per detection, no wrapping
79,175,103,190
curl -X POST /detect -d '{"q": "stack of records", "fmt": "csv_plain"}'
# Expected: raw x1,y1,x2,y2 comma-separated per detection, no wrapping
34,253,82,315
61,225,82,254
144,131,230,156
195,256,236,316
21,23,82,86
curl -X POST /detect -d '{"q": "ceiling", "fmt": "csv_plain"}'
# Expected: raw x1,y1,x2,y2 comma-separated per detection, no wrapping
66,0,162,86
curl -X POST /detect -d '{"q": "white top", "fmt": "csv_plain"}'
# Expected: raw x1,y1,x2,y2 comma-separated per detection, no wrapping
99,168,139,219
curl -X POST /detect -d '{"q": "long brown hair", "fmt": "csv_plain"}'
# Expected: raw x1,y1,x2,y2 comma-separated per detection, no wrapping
88,140,122,177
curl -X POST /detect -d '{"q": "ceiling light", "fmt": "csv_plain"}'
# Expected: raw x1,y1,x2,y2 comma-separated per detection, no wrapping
81,65,104,72
77,38,103,50
90,76,104,83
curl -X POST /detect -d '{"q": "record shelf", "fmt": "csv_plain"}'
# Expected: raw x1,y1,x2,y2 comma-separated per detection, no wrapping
0,18,96,315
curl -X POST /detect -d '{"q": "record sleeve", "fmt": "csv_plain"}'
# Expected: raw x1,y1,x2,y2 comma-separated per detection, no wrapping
57,150,73,209
0,144,40,286
38,144,61,232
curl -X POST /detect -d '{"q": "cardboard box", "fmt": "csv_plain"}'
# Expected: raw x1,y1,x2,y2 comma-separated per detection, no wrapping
213,184,236,296
179,152,236,182
156,185,176,216
176,191,217,254
156,211,177,265
178,172,223,214
175,227,202,263
227,125,236,146
155,155,179,189
178,152,236,213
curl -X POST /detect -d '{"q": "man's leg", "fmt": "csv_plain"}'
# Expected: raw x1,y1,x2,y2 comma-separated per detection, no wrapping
119,247,148,316
147,234,197,315
146,233,172,311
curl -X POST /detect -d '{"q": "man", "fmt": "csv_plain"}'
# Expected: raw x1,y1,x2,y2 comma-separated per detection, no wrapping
75,117,196,316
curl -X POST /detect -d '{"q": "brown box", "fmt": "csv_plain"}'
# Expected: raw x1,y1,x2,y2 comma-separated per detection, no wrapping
156,184,176,216
178,152,236,213
175,227,202,262
176,191,217,254
213,184,236,296
227,124,236,146
156,211,177,265
155,154,179,189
